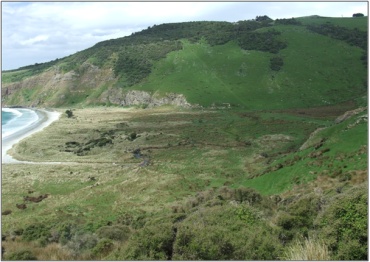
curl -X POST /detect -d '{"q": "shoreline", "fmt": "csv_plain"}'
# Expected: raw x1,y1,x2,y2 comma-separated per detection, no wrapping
2,108,61,164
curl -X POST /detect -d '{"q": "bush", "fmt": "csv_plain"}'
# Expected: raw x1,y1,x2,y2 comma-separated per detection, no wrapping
234,187,262,204
65,109,73,118
92,238,114,258
353,13,364,17
316,185,367,260
270,56,284,71
174,221,282,260
22,223,50,243
237,30,287,54
66,232,98,255
54,222,78,245
96,225,131,241
238,226,282,260
6,250,37,260
173,205,282,260
121,222,176,260
173,225,236,260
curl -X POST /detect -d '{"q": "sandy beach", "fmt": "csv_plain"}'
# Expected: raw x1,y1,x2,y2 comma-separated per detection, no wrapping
2,108,61,163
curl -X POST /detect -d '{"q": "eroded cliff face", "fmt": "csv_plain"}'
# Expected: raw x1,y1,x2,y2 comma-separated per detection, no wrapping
2,62,116,107
100,89,192,108
2,63,192,108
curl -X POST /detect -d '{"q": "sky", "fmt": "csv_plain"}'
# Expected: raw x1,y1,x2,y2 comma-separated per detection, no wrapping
2,1,368,71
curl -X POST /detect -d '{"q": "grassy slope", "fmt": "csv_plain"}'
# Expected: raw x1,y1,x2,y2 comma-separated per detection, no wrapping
132,24,366,109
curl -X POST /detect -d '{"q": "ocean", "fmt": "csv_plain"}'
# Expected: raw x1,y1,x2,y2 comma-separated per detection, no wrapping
2,108,39,140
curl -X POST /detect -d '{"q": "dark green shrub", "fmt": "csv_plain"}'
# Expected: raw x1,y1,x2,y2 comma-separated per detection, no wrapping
234,187,262,204
65,109,73,118
275,18,302,25
174,220,282,260
122,222,176,260
237,226,283,260
277,195,322,242
277,212,295,230
237,30,287,54
173,225,236,260
353,13,364,17
92,238,114,258
55,222,78,245
6,250,37,260
270,56,284,71
235,206,257,225
96,225,131,241
173,205,282,260
22,223,50,242
316,185,367,260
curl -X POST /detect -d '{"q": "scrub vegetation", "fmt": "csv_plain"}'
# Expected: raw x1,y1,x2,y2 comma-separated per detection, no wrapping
2,102,367,260
1,14,368,260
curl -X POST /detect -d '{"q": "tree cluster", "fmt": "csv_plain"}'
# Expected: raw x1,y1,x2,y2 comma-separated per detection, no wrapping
237,30,287,54
275,18,302,25
352,13,364,17
270,56,284,71
306,23,367,50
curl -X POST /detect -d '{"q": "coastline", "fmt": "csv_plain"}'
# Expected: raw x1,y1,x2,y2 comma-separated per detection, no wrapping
2,108,61,164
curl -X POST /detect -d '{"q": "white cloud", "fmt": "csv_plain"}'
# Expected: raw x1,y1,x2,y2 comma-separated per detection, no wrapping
20,35,49,46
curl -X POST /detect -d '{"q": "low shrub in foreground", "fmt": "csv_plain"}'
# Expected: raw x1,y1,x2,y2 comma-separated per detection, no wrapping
316,185,368,260
6,250,37,260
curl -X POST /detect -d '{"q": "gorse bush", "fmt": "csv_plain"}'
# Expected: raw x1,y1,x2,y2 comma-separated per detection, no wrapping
96,225,131,241
92,238,114,259
237,30,287,53
307,23,367,50
22,223,50,246
277,194,323,243
6,250,37,261
270,56,284,71
316,185,368,260
120,222,176,260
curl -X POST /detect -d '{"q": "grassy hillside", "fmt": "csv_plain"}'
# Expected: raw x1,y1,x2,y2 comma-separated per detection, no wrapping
2,16,367,109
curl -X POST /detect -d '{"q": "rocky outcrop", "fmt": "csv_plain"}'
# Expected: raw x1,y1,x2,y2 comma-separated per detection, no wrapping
334,107,367,124
300,106,367,151
2,63,192,108
101,89,192,108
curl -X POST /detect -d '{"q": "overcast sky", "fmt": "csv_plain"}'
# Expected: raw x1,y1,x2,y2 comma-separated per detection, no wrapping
2,1,368,70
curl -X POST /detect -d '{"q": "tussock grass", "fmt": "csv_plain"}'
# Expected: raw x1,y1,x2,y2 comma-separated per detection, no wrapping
282,237,331,260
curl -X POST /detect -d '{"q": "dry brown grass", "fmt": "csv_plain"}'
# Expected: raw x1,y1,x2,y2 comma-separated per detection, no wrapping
282,237,331,260
2,240,95,260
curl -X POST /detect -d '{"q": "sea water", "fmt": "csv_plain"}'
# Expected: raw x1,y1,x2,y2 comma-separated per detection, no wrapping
2,108,39,140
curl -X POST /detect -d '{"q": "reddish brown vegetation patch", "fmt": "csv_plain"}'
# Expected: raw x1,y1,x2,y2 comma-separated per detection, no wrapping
1,210,12,216
16,204,27,210
272,100,358,119
23,194,49,203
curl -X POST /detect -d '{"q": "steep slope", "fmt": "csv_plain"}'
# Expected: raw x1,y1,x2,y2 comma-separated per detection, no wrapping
2,16,367,109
